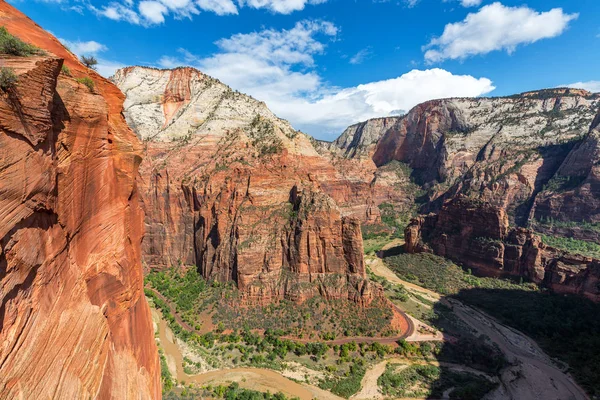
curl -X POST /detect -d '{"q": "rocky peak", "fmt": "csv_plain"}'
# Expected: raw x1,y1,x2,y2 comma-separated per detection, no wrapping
112,65,319,157
329,116,403,158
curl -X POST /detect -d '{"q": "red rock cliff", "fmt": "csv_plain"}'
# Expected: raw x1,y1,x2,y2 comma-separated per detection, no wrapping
406,196,600,301
0,3,160,399
113,67,375,305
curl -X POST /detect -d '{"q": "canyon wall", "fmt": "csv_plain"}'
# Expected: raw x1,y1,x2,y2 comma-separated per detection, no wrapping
405,196,600,301
0,4,159,399
113,67,382,304
331,91,599,227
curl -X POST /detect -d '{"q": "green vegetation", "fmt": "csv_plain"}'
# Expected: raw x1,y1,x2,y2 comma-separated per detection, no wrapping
318,361,366,398
159,348,174,392
214,293,395,339
0,26,44,56
0,67,17,91
543,175,586,193
147,267,214,330
209,382,298,400
76,77,95,92
538,233,600,258
248,115,283,157
384,252,536,295
80,55,98,70
535,216,600,233
378,364,497,399
163,382,299,399
61,64,71,76
147,266,395,339
456,289,600,397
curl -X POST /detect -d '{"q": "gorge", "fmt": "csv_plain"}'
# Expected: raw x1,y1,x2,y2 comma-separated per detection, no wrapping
0,2,599,399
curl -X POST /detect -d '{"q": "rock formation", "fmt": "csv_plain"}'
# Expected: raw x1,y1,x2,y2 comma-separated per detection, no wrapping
113,66,381,304
532,108,600,240
405,196,600,301
0,4,159,399
330,91,598,226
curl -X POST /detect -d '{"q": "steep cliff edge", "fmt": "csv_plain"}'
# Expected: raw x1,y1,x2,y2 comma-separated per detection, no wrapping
113,66,378,304
0,4,159,399
532,108,600,239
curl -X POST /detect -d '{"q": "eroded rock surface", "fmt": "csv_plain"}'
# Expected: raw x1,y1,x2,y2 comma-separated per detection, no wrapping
331,91,599,226
405,196,600,301
0,4,159,399
113,66,380,304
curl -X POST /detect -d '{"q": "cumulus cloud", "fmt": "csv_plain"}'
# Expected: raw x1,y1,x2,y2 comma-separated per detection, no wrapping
88,0,327,25
158,21,495,139
460,0,481,6
565,81,600,93
138,1,169,24
239,0,328,14
59,38,108,54
424,2,578,63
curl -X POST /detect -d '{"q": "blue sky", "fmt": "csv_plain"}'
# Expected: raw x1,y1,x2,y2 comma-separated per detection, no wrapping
10,0,600,139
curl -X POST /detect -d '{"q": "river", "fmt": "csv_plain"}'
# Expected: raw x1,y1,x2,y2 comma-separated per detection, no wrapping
152,309,343,400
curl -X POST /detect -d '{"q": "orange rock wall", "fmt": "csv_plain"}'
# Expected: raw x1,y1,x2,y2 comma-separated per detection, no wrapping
0,4,160,399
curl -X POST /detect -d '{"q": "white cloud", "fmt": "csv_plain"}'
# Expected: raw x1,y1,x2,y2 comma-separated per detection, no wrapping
196,0,238,15
565,81,600,93
59,39,108,54
88,0,326,25
349,48,372,65
238,0,328,14
138,1,168,24
90,2,142,24
424,2,578,63
460,0,481,6
58,37,124,77
157,21,494,139
96,58,127,77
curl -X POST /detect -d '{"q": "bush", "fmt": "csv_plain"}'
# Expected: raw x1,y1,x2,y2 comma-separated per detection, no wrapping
61,64,71,76
0,26,43,56
76,77,95,92
80,55,98,70
0,67,17,91
538,234,600,259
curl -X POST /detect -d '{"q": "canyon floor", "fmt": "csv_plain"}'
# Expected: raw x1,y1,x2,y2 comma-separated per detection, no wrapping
149,238,590,400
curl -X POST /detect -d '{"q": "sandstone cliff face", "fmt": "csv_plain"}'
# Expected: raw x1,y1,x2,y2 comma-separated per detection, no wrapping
0,5,159,399
532,108,600,239
329,117,403,159
405,196,600,301
113,66,379,304
340,91,600,225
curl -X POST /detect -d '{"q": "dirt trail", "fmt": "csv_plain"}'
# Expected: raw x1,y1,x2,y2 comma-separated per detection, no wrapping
152,309,342,400
366,256,440,302
368,255,590,400
448,299,589,400
350,360,388,400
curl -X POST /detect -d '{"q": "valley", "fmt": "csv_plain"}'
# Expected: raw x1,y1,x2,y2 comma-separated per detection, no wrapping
0,3,599,399
149,237,593,399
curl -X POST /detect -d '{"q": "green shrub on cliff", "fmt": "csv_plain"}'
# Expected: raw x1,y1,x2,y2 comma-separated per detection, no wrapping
538,234,600,259
0,67,17,91
0,26,43,56
75,77,95,92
